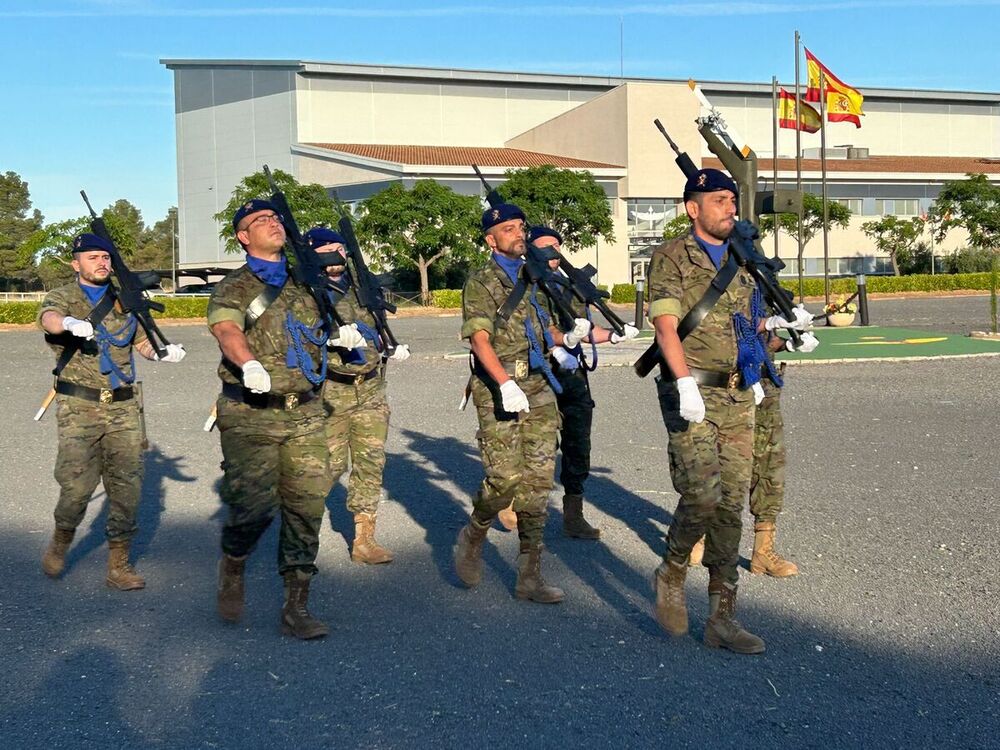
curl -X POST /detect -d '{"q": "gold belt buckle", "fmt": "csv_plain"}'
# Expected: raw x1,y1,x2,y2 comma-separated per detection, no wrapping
284,393,299,410
727,371,740,390
99,388,113,404
514,360,529,380
354,374,365,386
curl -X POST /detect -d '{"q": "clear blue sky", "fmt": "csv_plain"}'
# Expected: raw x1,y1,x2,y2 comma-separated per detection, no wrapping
3,0,998,225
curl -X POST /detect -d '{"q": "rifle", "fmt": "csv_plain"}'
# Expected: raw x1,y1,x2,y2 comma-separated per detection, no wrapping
633,119,804,378
331,194,399,355
80,191,170,358
262,165,343,332
471,165,580,332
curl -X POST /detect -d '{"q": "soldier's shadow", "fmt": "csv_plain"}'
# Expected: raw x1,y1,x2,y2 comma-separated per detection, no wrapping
64,444,195,570
386,428,517,589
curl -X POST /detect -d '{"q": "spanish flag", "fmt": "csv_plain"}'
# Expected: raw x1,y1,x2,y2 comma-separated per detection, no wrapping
804,48,864,128
778,88,821,133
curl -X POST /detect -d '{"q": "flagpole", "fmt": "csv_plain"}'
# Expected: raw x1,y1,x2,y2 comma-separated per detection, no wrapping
819,69,830,307
772,75,780,260
794,30,804,302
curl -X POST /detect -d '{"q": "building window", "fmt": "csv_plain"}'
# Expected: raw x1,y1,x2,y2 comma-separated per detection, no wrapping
627,199,680,236
876,199,919,216
834,198,864,214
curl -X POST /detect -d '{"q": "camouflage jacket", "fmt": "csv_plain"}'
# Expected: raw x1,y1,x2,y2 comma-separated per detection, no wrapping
461,256,558,408
207,264,324,394
328,281,381,377
647,233,756,376
37,281,147,389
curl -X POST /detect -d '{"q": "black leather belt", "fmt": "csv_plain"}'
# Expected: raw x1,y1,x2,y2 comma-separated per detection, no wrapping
221,382,320,410
55,380,134,404
326,368,380,385
659,365,739,389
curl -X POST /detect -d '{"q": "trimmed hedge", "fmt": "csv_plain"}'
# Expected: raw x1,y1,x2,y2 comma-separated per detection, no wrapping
0,295,210,325
431,289,462,308
0,301,39,324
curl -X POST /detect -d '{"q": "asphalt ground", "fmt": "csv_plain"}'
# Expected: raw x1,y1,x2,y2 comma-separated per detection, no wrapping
1,294,997,749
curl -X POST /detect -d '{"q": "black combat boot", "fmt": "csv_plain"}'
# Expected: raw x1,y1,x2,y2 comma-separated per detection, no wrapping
562,494,600,540
704,575,765,654
217,554,247,622
280,572,329,640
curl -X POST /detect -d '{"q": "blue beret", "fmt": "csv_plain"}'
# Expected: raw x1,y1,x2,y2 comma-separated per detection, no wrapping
232,199,279,232
527,225,563,245
683,168,739,199
304,227,347,250
481,203,526,232
72,233,114,254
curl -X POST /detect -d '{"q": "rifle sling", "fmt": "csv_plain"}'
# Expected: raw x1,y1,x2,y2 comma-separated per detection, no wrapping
245,281,285,331
496,277,528,325
51,289,119,379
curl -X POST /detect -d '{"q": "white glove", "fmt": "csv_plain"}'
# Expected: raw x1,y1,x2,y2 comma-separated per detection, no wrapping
551,346,579,371
785,331,820,353
62,316,94,339
610,323,640,344
241,359,271,394
676,376,706,423
389,344,410,361
330,323,367,350
155,343,186,363
499,380,530,414
751,382,765,406
563,317,593,349
764,303,814,332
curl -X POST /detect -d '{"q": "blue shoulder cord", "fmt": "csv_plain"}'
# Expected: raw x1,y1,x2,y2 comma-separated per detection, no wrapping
580,305,599,371
95,315,138,388
525,286,563,394
285,312,329,387
732,287,784,389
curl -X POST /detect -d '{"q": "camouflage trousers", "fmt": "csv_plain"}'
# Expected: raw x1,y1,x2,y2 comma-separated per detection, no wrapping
472,399,559,547
555,366,595,497
750,391,785,523
656,378,755,586
53,394,143,542
322,375,390,515
216,397,331,577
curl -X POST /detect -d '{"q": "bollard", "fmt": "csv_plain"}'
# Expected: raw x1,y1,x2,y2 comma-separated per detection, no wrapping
634,279,645,331
856,274,870,326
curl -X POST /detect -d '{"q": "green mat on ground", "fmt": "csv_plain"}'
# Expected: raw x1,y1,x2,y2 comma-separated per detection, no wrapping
777,326,1000,361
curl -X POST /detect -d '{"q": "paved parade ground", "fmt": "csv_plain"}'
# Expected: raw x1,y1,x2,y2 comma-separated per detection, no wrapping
1,295,997,749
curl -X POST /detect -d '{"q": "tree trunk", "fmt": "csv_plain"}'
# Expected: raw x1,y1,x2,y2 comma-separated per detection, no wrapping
417,259,430,307
890,251,900,276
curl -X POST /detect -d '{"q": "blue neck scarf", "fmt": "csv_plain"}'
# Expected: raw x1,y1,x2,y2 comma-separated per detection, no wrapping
246,254,288,287
80,281,109,305
693,233,728,271
493,252,524,284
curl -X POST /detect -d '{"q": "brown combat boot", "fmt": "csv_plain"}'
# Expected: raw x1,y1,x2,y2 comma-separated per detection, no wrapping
106,541,145,591
688,536,705,567
750,521,799,577
497,502,518,531
280,572,329,640
514,545,564,603
704,578,765,654
454,516,491,587
562,494,600,540
653,560,689,636
351,512,394,565
42,528,75,578
217,554,247,622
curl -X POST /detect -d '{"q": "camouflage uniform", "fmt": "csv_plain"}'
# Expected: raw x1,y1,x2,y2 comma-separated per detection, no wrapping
750,358,785,523
38,283,146,542
323,286,389,516
461,259,559,548
208,266,331,577
648,234,757,587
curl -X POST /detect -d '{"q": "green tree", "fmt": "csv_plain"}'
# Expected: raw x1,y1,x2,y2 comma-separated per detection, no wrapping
861,215,925,276
497,165,615,249
21,216,88,289
758,193,852,245
133,207,177,276
931,173,1000,331
215,169,338,254
0,171,44,289
662,214,691,241
103,199,146,259
357,180,482,305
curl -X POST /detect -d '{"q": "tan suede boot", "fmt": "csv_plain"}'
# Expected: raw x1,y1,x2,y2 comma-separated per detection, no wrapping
750,520,799,577
217,554,247,622
42,528,75,578
351,512,394,565
106,541,145,591
454,517,491,587
280,572,329,640
653,560,689,636
562,494,600,540
688,536,705,567
704,579,765,654
497,502,517,531
514,545,564,603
